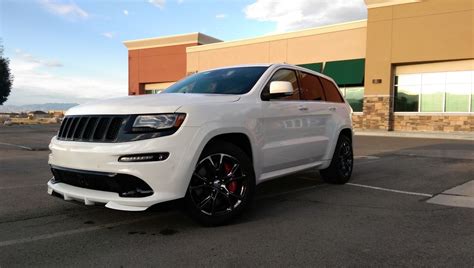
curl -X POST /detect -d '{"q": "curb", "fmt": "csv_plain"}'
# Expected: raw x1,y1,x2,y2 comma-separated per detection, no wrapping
355,131,474,141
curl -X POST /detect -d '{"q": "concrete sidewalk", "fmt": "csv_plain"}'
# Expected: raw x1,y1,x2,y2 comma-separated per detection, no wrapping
355,130,474,141
427,180,474,209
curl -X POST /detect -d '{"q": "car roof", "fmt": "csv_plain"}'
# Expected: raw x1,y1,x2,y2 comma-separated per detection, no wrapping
201,64,272,72
197,63,338,87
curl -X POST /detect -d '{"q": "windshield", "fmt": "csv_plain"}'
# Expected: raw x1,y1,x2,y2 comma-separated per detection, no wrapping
162,66,268,95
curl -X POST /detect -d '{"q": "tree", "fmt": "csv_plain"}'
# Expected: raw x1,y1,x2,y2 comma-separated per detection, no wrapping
0,44,13,105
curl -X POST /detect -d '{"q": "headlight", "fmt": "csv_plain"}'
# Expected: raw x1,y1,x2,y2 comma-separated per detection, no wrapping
132,113,186,132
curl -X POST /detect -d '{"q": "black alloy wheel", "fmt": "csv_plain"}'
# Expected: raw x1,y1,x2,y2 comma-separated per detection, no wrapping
185,141,255,226
320,134,353,184
338,138,353,178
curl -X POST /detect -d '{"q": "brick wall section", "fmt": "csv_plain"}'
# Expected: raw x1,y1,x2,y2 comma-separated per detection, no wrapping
361,96,392,130
128,43,198,95
352,94,474,132
393,115,474,132
352,114,363,129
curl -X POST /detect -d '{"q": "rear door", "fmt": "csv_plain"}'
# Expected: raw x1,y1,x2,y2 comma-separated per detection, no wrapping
297,71,334,161
318,76,348,156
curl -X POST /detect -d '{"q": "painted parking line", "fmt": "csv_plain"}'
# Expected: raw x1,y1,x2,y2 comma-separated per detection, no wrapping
267,179,434,199
0,142,33,151
354,155,380,160
0,216,160,248
347,183,433,198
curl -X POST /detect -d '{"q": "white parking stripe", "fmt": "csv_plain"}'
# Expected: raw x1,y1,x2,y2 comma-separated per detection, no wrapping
347,183,433,197
0,142,33,151
354,155,380,160
0,216,158,248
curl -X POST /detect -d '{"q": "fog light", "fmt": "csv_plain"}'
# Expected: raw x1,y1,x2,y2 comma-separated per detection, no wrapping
118,153,169,162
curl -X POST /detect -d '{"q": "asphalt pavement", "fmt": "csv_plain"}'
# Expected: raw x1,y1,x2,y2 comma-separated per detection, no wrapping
0,125,473,267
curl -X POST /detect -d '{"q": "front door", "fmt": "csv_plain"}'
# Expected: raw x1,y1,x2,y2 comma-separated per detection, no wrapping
260,69,320,173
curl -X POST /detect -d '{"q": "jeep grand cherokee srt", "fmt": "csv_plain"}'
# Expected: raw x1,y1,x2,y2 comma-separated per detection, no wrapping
48,64,354,225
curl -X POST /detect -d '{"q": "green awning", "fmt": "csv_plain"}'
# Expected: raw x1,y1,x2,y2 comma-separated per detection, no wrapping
297,62,323,73
322,58,365,86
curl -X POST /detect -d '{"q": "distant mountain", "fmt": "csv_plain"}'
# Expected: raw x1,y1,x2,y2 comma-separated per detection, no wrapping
0,103,79,113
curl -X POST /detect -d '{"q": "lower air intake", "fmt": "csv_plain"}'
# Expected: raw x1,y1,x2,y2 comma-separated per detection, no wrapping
50,166,154,198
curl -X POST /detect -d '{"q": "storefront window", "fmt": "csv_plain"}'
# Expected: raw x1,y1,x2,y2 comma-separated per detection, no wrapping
446,71,472,112
340,87,364,112
395,70,474,113
395,85,419,112
445,84,470,112
420,84,444,112
471,72,474,112
396,74,421,86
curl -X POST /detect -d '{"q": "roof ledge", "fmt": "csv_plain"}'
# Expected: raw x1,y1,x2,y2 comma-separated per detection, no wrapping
365,0,422,8
123,32,222,50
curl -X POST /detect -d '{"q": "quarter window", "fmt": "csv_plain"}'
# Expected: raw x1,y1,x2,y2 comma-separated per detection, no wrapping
320,78,344,103
299,72,325,101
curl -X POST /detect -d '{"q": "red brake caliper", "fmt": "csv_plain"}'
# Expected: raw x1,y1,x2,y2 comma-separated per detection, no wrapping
224,162,237,193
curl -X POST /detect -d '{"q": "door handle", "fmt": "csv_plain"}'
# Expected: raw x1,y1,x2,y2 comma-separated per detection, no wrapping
298,106,308,111
329,107,337,112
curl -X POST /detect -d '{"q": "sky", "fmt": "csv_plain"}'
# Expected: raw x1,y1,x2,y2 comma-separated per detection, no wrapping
0,0,367,105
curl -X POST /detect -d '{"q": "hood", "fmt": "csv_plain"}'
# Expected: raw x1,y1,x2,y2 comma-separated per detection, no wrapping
66,93,241,116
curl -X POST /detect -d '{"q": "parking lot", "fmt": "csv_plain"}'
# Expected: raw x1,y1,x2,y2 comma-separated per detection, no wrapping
0,124,473,267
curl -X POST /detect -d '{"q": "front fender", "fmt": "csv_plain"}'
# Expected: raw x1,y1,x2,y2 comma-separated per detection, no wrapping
180,122,261,191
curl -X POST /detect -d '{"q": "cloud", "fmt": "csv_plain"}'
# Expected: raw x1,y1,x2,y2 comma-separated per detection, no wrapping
244,0,367,32
101,32,115,39
14,49,64,68
38,0,89,20
215,13,228,19
148,0,166,9
7,51,126,105
123,9,129,16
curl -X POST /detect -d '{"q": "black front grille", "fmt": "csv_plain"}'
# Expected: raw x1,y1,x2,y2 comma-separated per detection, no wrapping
57,115,126,142
51,166,154,198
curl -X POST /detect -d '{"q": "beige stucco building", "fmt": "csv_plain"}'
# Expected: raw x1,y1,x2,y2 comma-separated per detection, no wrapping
124,0,474,132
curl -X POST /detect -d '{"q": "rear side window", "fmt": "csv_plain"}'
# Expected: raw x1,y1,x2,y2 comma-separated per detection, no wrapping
262,69,300,101
299,72,325,101
320,78,344,103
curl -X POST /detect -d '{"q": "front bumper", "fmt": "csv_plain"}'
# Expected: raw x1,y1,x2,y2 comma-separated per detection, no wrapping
47,126,200,211
48,181,153,211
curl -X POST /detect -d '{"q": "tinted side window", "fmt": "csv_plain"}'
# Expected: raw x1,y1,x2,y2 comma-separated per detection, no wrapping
262,69,299,101
299,72,325,101
320,78,344,103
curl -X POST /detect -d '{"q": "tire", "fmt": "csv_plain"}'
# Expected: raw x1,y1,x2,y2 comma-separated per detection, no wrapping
320,134,353,184
184,141,255,226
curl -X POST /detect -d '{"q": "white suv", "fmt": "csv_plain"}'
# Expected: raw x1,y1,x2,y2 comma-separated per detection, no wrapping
48,64,354,225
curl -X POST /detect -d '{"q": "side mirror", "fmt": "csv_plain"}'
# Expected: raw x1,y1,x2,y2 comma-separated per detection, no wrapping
269,81,293,96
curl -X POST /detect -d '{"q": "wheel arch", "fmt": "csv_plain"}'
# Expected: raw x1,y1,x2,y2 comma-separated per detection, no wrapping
323,126,353,167
183,127,259,189
203,133,254,163
339,128,353,142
